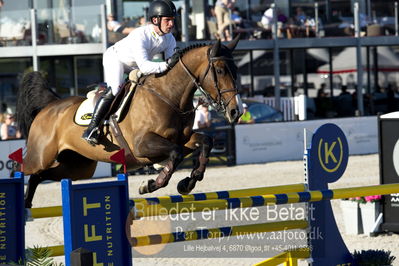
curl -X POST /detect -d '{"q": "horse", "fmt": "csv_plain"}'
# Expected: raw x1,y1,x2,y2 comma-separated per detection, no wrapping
16,36,243,208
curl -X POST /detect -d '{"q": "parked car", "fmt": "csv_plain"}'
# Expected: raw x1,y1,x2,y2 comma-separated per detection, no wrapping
242,99,284,123
210,99,283,126
205,100,283,155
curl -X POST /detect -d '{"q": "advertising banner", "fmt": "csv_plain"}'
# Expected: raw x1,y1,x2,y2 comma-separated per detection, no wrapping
235,117,378,165
0,140,112,179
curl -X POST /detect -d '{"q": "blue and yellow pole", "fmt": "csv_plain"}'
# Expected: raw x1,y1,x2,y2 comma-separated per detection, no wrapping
130,220,308,247
134,183,399,218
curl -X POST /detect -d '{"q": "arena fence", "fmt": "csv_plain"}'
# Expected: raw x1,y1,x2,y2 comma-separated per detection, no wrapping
1,123,396,266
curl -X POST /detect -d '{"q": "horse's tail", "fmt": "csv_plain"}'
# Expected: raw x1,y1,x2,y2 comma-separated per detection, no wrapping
16,71,60,138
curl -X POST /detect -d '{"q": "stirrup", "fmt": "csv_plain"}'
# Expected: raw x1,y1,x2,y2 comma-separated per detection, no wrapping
82,127,100,146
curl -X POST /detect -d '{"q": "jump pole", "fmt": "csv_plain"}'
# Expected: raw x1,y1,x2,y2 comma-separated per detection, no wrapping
2,123,391,266
29,183,306,219
129,220,309,247
132,183,399,218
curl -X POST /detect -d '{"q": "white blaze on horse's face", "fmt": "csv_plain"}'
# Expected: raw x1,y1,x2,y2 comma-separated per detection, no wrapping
225,95,243,123
236,95,244,118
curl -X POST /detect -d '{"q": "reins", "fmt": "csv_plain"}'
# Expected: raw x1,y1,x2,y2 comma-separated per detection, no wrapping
143,46,238,116
145,86,198,116
178,49,239,114
138,70,197,116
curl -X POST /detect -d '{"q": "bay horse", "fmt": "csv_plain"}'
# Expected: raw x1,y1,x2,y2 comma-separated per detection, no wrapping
16,37,243,208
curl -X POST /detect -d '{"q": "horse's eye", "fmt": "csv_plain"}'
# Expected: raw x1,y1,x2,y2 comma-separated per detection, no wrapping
216,68,224,75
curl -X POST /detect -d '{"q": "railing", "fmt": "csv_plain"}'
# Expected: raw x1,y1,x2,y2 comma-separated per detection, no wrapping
248,96,302,121
0,5,104,47
0,9,31,46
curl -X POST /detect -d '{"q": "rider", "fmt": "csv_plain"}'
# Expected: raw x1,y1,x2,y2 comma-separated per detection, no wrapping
82,0,177,145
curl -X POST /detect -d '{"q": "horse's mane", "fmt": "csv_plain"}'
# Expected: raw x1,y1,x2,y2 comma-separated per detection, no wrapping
160,42,210,75
161,41,235,76
178,42,209,57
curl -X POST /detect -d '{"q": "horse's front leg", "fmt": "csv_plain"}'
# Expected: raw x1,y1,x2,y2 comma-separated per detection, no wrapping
177,132,213,195
136,132,184,194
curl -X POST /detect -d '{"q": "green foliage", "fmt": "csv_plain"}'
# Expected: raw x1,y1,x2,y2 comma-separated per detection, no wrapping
353,249,396,266
10,246,64,266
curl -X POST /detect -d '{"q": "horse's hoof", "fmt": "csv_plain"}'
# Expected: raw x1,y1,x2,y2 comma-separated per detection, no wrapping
25,208,33,222
139,179,156,194
191,170,204,182
24,200,32,209
177,177,195,195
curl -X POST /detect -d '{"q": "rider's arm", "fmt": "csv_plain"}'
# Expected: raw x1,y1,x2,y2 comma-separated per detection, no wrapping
134,47,168,75
132,32,176,75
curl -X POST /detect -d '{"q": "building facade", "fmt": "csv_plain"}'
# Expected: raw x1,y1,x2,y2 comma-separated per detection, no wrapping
0,0,399,117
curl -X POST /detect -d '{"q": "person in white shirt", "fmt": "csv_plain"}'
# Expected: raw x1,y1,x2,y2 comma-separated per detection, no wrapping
1,114,21,140
107,14,122,32
82,0,177,145
261,7,273,29
193,103,212,130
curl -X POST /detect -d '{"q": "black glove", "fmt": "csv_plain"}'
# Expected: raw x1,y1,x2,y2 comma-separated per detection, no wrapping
166,52,181,69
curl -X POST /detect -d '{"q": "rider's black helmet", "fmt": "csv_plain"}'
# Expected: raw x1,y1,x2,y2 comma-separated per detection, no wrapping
148,0,177,19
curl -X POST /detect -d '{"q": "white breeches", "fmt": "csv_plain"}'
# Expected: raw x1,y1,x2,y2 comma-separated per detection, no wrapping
103,47,134,96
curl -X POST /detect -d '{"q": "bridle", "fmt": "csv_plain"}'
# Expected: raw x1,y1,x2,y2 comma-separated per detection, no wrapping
179,48,239,114
143,46,239,116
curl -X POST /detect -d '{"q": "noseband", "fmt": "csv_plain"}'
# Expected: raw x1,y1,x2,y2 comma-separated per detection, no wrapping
179,49,239,113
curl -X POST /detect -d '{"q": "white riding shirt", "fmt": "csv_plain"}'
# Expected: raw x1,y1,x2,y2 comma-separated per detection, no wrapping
103,24,176,95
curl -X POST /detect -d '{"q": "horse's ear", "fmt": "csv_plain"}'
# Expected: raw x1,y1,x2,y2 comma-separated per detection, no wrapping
226,34,240,51
210,39,221,57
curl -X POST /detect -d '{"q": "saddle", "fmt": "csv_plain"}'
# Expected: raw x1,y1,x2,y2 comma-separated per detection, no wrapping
74,69,141,126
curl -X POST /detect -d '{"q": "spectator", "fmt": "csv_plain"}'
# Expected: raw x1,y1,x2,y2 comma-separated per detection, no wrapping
193,102,212,130
386,83,397,112
336,86,356,117
1,114,21,140
238,103,254,124
339,85,351,96
315,83,333,118
215,0,235,41
277,8,288,24
0,113,4,139
206,6,219,40
260,7,288,38
372,85,388,114
108,14,135,35
260,7,273,30
231,7,243,26
294,7,307,26
331,10,342,24
136,16,147,27
191,100,212,166
317,83,327,98
107,14,122,32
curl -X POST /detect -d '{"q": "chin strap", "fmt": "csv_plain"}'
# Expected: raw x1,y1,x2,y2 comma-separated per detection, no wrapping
154,16,166,35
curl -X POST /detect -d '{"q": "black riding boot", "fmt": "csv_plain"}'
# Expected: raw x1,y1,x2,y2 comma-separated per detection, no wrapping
82,87,115,145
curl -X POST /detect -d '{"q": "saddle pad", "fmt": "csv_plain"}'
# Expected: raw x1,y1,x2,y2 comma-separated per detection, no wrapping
74,84,136,126
74,90,100,126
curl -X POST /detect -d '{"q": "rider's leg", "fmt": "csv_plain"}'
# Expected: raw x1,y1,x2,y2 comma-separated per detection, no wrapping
81,47,122,145
82,87,115,145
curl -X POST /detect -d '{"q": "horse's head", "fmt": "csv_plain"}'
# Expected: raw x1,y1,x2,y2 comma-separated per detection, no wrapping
196,36,243,123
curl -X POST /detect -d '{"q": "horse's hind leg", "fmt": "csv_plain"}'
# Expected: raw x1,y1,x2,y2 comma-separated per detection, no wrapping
23,149,96,208
177,133,213,195
136,132,184,194
24,174,44,208
22,138,59,208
